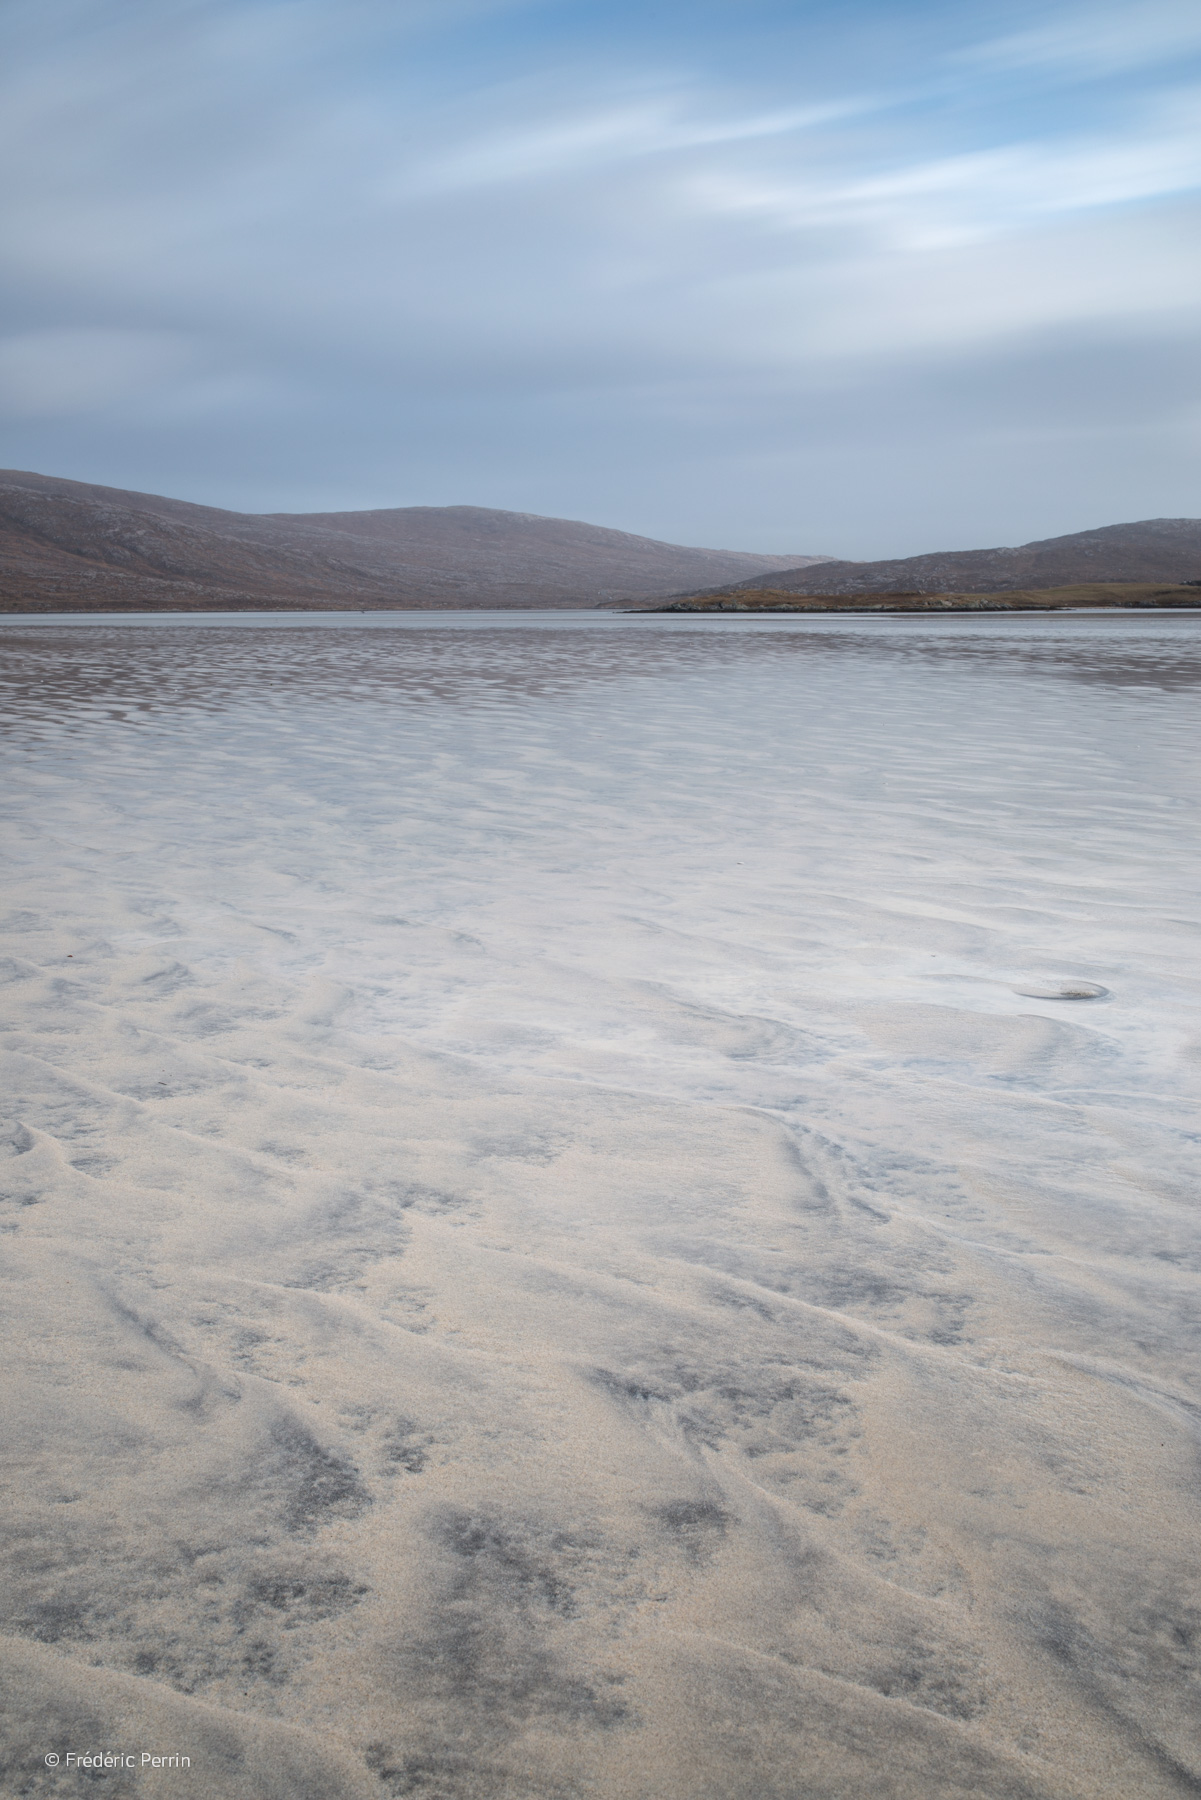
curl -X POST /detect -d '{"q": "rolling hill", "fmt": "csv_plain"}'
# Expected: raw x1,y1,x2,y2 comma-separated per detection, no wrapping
670,518,1201,602
0,471,826,612
3,472,1197,613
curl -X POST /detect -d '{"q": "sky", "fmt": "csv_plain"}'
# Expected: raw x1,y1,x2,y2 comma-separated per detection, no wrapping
1,0,1199,557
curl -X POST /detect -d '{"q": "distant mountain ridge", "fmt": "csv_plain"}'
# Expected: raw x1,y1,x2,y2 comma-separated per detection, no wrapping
0,471,826,612
679,518,1201,600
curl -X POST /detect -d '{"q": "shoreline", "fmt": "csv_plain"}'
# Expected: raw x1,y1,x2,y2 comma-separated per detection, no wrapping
4,584,1201,622
637,580,1201,614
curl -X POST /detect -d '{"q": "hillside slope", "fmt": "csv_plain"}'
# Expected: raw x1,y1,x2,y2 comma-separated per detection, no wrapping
0,471,825,611
696,518,1201,598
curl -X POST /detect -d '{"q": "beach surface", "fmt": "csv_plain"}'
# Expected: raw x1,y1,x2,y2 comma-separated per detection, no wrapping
2,610,1199,1800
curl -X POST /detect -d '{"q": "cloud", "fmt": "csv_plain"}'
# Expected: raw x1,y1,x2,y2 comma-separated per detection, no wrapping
403,95,873,195
685,95,1201,258
0,0,1198,552
0,329,196,418
950,2,1201,79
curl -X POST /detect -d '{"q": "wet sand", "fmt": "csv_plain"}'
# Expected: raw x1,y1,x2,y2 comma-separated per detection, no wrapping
1,611,1199,1799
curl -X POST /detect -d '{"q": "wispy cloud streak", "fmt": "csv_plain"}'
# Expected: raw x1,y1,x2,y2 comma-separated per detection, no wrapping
0,0,1198,553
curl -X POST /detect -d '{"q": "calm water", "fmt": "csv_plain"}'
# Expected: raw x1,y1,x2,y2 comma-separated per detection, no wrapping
2,611,1200,1800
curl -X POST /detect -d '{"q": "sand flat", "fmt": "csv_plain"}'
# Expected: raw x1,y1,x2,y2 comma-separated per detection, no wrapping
1,611,1199,1799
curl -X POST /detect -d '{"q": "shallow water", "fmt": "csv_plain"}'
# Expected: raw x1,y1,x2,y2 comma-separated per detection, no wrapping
2,610,1200,1799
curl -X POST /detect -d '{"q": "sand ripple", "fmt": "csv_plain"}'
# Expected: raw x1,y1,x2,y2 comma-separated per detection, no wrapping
1,611,1199,1798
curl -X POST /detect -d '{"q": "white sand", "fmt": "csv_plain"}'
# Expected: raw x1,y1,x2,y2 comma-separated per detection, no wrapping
2,610,1199,1799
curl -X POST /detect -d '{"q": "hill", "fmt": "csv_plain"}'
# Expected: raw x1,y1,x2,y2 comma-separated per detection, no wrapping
0,471,825,612
672,518,1201,601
